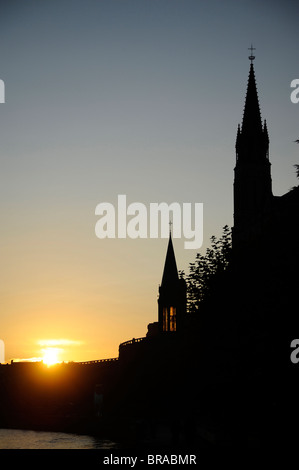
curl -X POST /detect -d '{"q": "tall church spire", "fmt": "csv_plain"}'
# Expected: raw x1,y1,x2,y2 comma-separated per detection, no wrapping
241,63,263,137
236,54,269,162
233,51,273,248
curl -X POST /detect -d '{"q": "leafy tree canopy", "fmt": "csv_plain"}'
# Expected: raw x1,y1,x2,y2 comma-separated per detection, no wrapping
183,225,232,314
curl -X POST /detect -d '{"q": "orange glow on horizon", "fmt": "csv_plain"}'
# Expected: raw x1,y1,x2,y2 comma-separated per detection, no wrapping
42,348,61,366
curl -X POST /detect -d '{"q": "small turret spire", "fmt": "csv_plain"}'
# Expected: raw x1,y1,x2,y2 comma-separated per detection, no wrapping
158,232,186,333
161,232,178,286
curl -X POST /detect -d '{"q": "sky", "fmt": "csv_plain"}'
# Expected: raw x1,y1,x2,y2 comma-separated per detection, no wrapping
0,0,298,363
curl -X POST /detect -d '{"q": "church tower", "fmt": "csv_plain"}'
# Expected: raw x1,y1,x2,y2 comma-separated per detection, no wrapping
157,232,186,333
233,48,273,250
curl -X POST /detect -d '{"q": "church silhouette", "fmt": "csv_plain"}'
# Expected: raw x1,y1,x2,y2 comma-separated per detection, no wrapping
1,51,298,450
116,50,299,448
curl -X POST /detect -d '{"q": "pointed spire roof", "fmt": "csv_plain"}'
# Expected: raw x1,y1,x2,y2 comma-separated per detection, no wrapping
236,53,270,163
161,232,178,286
241,63,263,137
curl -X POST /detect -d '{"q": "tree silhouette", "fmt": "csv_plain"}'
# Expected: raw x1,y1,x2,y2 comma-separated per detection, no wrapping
185,225,232,314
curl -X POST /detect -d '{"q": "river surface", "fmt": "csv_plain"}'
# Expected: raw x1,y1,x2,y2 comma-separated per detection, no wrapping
0,428,118,449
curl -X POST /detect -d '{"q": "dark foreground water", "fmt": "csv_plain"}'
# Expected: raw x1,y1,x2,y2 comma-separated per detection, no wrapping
0,428,118,449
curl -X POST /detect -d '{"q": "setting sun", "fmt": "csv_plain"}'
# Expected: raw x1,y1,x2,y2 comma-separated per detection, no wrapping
42,348,60,366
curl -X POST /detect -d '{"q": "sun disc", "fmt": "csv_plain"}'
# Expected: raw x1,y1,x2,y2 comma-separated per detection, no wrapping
42,348,59,366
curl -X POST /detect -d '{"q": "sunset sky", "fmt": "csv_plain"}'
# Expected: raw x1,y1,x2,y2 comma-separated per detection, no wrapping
0,0,298,363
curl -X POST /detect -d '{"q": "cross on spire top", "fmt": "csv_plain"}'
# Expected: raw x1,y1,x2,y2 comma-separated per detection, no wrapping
169,219,173,234
248,44,256,63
